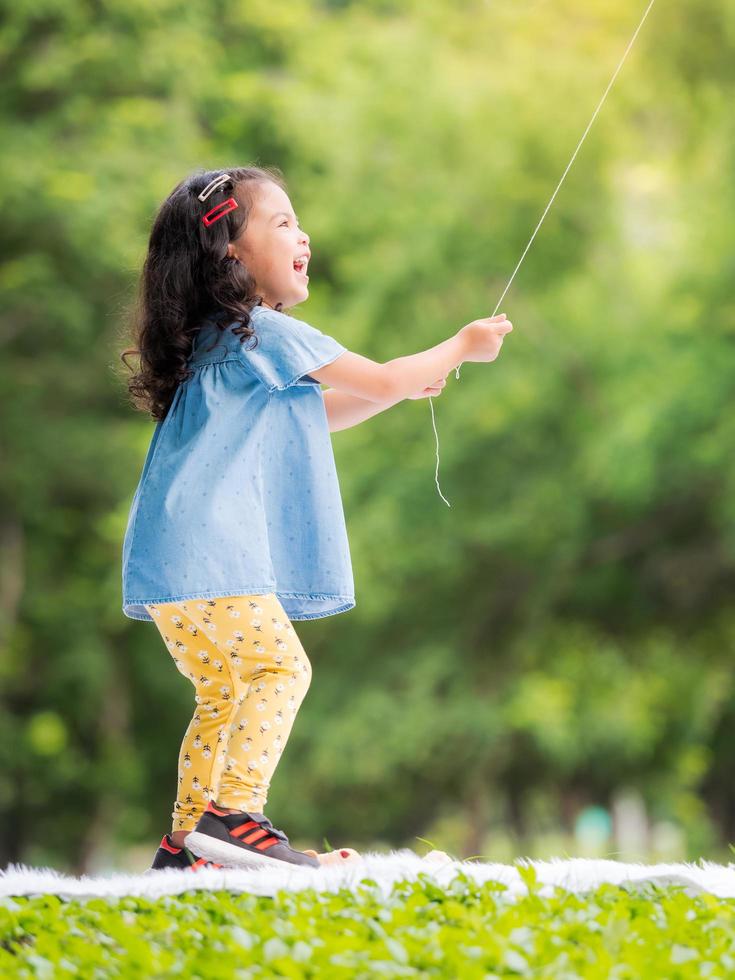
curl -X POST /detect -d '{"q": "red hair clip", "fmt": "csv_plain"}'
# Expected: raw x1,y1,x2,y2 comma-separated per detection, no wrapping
202,197,238,227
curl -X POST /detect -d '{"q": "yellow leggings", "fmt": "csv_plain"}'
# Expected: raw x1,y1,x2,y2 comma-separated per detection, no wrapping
144,594,312,833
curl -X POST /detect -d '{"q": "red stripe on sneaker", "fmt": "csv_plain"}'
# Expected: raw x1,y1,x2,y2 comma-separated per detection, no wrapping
206,801,231,817
161,836,182,854
190,858,207,869
255,836,279,851
241,828,269,844
230,820,260,837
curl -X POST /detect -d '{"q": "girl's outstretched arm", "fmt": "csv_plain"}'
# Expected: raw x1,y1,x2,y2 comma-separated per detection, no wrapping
322,388,406,432
309,334,467,402
322,375,449,432
311,315,511,431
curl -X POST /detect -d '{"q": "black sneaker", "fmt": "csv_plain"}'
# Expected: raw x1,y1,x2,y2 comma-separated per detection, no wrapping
184,800,320,870
146,833,224,873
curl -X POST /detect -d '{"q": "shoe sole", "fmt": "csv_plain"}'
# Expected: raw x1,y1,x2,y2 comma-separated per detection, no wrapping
184,831,320,871
143,864,219,875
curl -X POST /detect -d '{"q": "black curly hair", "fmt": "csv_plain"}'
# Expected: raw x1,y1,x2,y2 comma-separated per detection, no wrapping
120,165,288,421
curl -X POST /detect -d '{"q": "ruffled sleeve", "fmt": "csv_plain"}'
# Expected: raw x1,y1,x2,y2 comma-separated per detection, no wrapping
240,308,347,392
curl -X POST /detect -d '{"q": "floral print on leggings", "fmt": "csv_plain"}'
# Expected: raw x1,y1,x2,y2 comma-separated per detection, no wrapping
144,593,312,833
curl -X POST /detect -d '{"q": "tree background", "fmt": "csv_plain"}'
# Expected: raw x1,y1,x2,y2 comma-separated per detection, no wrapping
1,0,734,873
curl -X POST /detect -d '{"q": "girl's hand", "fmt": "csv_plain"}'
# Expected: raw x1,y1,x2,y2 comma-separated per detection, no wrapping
408,376,447,399
458,313,513,363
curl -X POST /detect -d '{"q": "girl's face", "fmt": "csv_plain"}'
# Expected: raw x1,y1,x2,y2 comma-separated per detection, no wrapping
227,181,311,310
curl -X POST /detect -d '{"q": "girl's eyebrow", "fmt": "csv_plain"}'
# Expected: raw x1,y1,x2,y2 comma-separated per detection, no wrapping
271,211,300,223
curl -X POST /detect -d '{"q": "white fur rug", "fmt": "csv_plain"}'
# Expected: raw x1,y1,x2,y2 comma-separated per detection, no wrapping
2,850,734,901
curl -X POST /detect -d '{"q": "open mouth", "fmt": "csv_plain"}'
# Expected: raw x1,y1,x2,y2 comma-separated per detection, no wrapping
293,258,309,278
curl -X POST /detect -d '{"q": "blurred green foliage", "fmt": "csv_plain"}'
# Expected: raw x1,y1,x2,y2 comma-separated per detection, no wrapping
3,875,735,977
1,0,734,872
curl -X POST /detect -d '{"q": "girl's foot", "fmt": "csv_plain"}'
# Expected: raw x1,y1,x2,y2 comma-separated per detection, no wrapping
184,800,320,870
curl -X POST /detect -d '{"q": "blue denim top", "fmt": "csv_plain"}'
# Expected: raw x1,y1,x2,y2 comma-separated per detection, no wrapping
121,304,355,622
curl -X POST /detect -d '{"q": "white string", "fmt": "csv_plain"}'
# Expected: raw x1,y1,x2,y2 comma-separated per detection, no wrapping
430,0,658,507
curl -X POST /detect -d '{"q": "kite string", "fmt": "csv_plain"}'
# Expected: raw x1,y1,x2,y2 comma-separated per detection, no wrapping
430,0,657,508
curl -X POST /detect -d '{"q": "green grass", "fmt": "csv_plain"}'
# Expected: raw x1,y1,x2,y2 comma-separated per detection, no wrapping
2,868,734,977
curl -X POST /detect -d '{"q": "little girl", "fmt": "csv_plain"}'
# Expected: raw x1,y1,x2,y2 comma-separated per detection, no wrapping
120,165,512,873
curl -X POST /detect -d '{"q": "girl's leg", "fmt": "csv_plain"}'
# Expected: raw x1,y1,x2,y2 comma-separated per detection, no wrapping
177,594,312,814
145,600,247,838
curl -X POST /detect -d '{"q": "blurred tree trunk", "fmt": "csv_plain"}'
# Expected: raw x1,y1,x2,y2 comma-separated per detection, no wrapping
73,658,132,875
0,516,23,647
0,517,25,865
506,781,528,853
559,782,588,835
462,775,491,858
